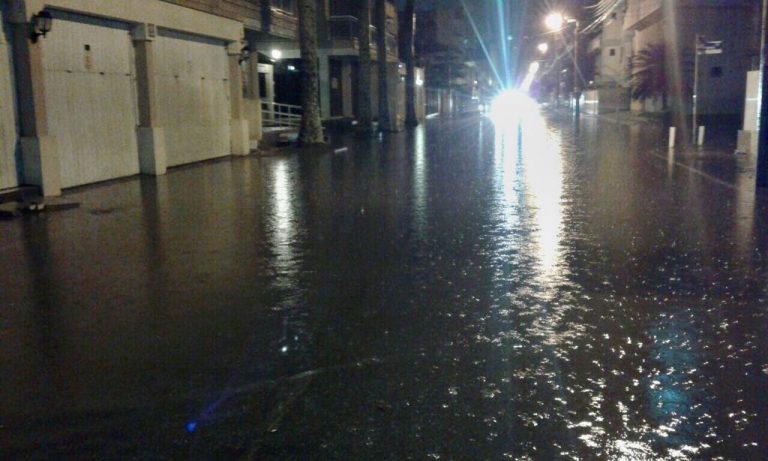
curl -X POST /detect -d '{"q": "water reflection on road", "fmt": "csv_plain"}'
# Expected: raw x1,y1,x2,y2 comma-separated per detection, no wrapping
1,109,767,460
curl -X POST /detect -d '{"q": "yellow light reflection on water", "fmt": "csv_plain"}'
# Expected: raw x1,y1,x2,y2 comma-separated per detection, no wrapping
413,126,428,238
271,160,297,278
492,92,564,283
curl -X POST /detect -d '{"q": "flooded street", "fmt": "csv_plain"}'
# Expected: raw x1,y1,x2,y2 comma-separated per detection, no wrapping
2,111,768,459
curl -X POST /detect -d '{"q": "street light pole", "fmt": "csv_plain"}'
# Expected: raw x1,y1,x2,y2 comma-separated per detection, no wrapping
546,13,580,117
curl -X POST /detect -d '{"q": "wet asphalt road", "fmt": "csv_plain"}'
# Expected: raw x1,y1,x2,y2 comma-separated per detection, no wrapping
2,111,768,460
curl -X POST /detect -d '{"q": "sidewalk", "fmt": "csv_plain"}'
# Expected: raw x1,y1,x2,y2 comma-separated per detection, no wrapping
586,109,666,127
581,109,758,193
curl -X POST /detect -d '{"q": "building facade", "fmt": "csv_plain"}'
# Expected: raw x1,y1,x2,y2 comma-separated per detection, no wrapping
1,0,425,196
0,0,262,195
584,1,633,114
622,0,756,115
258,0,413,128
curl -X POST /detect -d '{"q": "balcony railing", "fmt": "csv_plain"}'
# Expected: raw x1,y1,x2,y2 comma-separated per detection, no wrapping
329,16,361,40
262,101,302,128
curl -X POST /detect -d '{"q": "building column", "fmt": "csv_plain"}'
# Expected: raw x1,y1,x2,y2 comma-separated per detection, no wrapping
8,12,61,196
341,61,354,117
133,24,167,176
228,42,250,156
245,37,262,145
319,53,331,119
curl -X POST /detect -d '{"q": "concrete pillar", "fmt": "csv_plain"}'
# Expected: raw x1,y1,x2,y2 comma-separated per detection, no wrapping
319,53,331,119
342,61,353,118
132,23,167,176
227,42,249,156
8,13,61,196
245,38,262,144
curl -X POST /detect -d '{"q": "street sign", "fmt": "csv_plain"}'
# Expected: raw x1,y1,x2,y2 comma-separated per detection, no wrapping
697,39,723,55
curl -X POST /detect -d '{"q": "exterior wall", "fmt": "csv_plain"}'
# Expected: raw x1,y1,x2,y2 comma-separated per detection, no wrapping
675,2,752,116
624,0,662,32
17,0,243,41
0,14,19,189
624,0,754,116
163,0,298,40
583,87,631,115
737,70,759,154
595,6,630,86
6,0,246,194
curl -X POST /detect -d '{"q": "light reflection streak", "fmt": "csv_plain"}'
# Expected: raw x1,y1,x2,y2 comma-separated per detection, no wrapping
271,160,299,282
412,126,428,239
493,101,565,284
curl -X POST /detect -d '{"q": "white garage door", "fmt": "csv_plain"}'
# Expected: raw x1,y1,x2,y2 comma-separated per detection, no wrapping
42,12,139,188
155,30,231,167
0,18,18,190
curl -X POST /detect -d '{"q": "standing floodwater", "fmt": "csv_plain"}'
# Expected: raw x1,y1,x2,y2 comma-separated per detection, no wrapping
1,111,767,459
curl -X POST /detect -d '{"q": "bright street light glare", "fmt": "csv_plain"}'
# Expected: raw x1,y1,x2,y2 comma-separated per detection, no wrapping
545,12,565,31
538,42,549,54
271,49,282,60
489,90,538,125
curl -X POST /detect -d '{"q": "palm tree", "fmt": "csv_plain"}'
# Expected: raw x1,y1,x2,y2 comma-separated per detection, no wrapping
297,0,325,145
375,0,391,131
402,0,418,127
630,43,667,110
357,0,373,133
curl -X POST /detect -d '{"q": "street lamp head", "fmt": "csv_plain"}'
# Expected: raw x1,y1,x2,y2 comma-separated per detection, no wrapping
545,12,565,32
538,42,549,54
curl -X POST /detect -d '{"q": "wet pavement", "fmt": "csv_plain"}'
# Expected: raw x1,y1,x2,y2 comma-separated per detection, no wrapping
2,110,768,460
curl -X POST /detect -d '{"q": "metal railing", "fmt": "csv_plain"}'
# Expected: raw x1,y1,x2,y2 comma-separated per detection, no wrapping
328,15,360,40
262,101,302,128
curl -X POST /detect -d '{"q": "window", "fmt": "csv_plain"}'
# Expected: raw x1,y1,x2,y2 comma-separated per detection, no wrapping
609,48,616,57
710,66,723,78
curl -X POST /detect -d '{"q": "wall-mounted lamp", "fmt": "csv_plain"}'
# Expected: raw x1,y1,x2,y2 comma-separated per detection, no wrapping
239,45,251,64
30,11,53,43
270,49,282,60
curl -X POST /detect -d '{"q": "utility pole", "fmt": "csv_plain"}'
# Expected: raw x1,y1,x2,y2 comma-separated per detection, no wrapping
758,0,768,186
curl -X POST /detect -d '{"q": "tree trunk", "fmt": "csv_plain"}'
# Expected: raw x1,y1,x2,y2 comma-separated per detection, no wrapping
403,0,418,127
375,0,391,131
298,0,325,145
356,0,373,133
